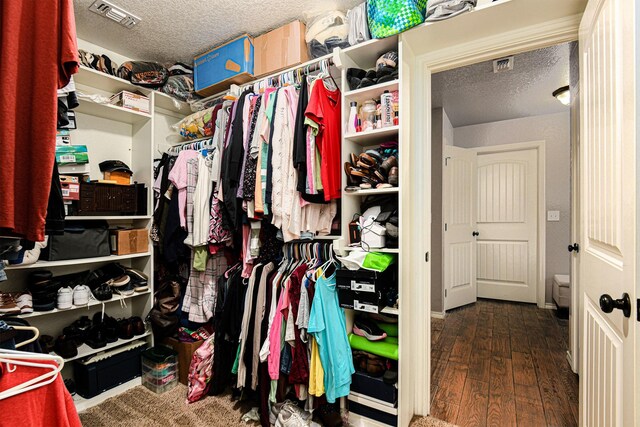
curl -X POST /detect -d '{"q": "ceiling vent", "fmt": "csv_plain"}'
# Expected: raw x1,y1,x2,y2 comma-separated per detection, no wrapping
89,0,141,29
493,56,514,73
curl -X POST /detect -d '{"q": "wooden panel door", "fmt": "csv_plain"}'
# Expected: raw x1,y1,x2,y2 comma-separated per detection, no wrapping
578,0,637,425
443,145,477,310
476,149,538,303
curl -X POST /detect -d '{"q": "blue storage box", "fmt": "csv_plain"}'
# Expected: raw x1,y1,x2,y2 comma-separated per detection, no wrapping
194,34,254,97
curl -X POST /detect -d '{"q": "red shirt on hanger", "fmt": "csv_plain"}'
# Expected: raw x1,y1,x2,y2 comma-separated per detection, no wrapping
0,361,81,427
0,0,79,241
305,81,342,202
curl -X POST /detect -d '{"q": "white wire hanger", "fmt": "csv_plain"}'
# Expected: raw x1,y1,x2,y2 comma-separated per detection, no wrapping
0,348,64,401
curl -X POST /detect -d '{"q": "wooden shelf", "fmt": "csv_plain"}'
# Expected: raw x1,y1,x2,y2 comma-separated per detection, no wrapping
344,126,399,146
344,80,399,104
345,187,399,196
75,98,151,124
344,247,400,254
19,291,151,319
65,215,152,221
59,331,151,363
5,252,152,270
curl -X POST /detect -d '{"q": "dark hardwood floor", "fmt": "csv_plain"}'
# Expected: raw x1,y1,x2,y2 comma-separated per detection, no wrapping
430,299,579,427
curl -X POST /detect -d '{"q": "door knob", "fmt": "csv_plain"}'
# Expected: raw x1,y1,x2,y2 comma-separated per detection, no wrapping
599,293,631,318
568,243,580,253
472,231,480,237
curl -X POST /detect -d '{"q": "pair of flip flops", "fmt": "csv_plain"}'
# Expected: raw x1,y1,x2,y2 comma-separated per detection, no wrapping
79,49,118,76
344,150,399,191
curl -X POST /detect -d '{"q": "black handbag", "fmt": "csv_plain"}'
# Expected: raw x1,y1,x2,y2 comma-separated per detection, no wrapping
42,221,110,261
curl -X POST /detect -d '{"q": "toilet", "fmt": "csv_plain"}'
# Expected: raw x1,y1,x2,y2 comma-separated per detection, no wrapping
552,274,571,309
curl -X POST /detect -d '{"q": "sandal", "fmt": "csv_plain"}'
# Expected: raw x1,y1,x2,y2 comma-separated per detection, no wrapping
344,163,361,191
388,166,399,187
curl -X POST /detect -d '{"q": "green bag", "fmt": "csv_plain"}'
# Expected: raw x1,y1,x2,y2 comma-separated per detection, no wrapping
368,0,428,39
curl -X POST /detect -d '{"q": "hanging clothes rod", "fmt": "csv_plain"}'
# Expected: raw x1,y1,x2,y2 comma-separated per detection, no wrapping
195,52,336,107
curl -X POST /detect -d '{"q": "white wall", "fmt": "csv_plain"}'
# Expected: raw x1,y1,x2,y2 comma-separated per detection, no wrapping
453,112,571,304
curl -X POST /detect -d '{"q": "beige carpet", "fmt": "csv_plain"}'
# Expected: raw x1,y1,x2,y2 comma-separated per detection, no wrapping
79,383,456,427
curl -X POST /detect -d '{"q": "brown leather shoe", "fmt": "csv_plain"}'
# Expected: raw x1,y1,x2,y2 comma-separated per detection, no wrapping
131,316,146,336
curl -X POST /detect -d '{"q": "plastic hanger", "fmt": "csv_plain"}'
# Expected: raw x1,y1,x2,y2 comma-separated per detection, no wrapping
13,326,39,349
0,349,64,401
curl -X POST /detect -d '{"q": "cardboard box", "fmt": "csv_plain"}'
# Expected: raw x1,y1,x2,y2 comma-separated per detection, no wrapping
56,130,71,146
161,338,204,385
254,21,309,77
60,175,80,201
56,145,88,165
109,228,149,255
103,170,132,185
194,34,254,97
109,91,150,114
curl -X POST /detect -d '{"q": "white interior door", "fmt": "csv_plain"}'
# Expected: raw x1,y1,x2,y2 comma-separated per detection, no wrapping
578,0,636,425
443,146,477,310
476,148,538,303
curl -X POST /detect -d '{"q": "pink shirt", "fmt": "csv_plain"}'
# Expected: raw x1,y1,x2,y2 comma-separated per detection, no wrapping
168,150,199,228
268,275,292,379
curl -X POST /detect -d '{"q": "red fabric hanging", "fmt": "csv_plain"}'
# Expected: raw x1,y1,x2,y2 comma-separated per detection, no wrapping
0,0,79,241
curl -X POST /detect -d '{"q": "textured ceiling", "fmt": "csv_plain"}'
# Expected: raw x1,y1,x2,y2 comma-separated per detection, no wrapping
432,43,572,127
74,0,362,63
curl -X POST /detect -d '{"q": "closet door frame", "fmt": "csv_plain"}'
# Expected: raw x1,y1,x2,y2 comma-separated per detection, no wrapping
400,4,585,417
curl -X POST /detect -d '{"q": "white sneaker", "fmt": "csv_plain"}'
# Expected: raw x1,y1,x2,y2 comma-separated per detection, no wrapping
56,287,73,310
72,285,90,306
275,405,312,427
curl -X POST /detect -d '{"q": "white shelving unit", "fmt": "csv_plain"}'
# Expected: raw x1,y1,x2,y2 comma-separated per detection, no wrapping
19,291,151,319
61,331,151,363
334,35,407,426
5,252,152,270
0,65,178,411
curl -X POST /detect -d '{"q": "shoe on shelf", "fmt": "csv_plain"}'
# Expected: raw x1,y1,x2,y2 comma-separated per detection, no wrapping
92,283,113,301
12,292,33,314
113,281,135,297
130,316,146,336
107,274,130,288
117,318,134,340
104,316,119,343
56,287,73,310
86,263,126,291
85,326,107,349
353,318,388,341
0,294,21,315
72,285,90,306
54,335,78,359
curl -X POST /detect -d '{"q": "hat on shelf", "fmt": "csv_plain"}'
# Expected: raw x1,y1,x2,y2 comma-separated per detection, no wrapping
99,160,132,174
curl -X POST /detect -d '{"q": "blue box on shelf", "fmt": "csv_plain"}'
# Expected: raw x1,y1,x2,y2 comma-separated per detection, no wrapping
194,34,254,97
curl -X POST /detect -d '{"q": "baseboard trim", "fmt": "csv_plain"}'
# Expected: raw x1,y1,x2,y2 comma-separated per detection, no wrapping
544,303,557,310
431,311,445,319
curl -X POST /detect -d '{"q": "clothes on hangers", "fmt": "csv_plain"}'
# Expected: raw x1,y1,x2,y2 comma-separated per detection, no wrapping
0,0,79,242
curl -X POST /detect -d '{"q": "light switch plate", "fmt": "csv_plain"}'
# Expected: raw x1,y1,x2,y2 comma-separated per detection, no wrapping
547,210,560,222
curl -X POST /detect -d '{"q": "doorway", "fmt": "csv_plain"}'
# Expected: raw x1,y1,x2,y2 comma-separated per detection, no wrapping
429,42,578,426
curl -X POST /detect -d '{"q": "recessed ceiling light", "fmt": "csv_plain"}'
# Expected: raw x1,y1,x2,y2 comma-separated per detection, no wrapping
553,86,570,106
